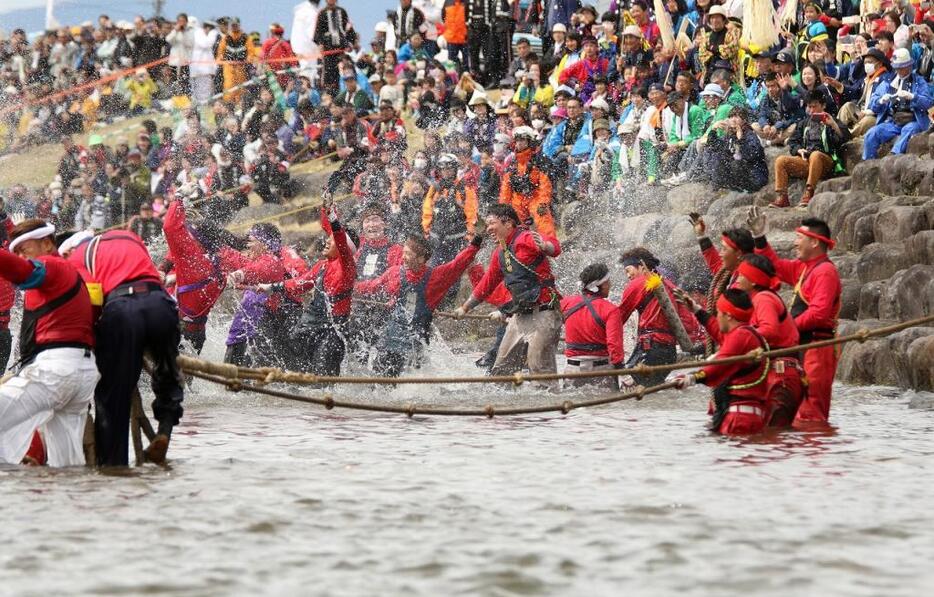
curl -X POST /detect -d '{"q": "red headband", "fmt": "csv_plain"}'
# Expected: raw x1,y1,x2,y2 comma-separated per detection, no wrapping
721,233,739,251
796,226,835,250
716,294,753,322
737,260,773,289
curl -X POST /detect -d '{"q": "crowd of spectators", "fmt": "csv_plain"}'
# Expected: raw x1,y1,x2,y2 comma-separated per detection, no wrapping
2,0,934,240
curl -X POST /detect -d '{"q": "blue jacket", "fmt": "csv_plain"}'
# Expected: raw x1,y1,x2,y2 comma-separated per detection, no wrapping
543,114,593,158
842,69,893,104
869,72,933,129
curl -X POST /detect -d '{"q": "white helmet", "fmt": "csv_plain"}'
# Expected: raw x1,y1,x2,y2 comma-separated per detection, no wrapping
437,153,459,169
512,126,538,142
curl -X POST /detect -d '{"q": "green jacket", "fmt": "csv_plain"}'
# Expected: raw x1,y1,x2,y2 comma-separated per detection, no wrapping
703,103,733,134
667,104,709,144
725,84,746,108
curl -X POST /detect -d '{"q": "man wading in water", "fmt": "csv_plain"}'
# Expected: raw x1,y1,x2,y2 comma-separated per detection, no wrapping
455,204,562,384
0,220,99,466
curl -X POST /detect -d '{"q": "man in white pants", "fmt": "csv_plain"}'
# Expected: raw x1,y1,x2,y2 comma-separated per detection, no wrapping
0,219,99,466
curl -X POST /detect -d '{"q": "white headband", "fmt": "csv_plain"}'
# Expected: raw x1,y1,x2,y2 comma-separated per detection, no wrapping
9,223,55,253
58,230,94,256
581,274,610,294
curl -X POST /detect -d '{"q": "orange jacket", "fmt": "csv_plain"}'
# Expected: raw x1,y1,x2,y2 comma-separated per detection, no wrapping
442,0,468,44
499,149,551,221
422,179,478,240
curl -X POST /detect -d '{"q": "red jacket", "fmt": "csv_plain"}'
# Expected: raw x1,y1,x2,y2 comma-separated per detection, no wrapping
280,245,309,279
699,289,799,351
283,209,356,315
355,237,403,280
0,249,94,352
558,56,609,87
260,37,299,87
467,264,511,307
163,201,226,320
699,237,727,275
356,244,479,309
756,240,841,337
69,230,162,295
619,274,700,346
700,325,769,402
471,229,560,307
560,293,624,364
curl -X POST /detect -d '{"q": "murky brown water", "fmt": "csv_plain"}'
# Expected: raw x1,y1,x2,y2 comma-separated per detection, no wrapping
2,371,933,596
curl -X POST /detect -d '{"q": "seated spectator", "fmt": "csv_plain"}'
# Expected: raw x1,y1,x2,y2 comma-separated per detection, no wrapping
794,62,840,114
753,73,805,146
336,72,375,117
700,107,768,193
771,91,850,208
838,48,893,138
862,48,934,160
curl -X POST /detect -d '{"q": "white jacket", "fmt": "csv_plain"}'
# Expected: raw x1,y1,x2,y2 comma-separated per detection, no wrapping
166,25,195,66
191,27,221,77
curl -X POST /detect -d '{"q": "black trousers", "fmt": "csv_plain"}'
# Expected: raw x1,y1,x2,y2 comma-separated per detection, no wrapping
321,52,344,91
468,24,492,83
181,321,206,354
624,340,677,387
373,351,407,378
94,290,184,466
0,327,11,372
295,325,346,377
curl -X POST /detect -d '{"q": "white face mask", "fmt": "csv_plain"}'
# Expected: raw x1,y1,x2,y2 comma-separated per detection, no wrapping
531,118,545,129
414,158,428,169
864,62,876,76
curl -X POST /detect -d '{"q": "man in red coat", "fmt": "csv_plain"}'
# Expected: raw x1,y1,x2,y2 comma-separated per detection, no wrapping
162,199,231,352
560,263,625,390
618,246,701,387
681,254,804,428
0,220,98,466
347,202,404,362
258,205,356,376
68,227,183,466
748,207,841,426
260,23,299,88
674,289,771,435
456,205,562,381
355,233,481,377
690,212,755,306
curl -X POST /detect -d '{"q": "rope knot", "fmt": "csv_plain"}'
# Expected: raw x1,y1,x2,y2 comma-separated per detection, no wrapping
857,328,870,343
512,372,525,387
484,405,495,419
324,395,334,410
405,403,416,418
228,380,242,393
561,400,573,415
262,368,283,385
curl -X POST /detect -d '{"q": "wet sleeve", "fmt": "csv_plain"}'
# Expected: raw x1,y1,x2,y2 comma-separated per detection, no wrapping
754,239,800,287
0,248,40,286
698,237,722,274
